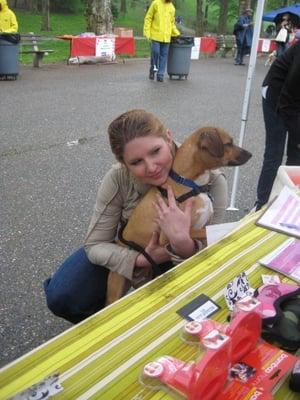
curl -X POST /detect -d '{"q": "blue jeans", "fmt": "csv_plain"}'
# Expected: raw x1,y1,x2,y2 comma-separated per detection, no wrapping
256,97,300,209
44,247,174,323
150,40,170,78
44,248,108,323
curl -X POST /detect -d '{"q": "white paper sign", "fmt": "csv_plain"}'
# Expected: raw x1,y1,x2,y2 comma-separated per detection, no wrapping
206,221,238,246
191,37,201,60
95,37,115,59
261,39,271,53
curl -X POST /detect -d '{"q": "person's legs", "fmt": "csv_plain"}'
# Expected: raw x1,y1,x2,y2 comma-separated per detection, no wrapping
157,42,170,81
149,40,159,80
235,41,242,64
44,248,108,323
239,44,246,65
256,98,287,209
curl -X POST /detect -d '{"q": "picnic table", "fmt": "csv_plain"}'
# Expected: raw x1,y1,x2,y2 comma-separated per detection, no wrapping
57,35,135,58
0,209,298,399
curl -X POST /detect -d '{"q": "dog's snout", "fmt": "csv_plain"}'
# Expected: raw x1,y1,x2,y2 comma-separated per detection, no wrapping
228,148,252,166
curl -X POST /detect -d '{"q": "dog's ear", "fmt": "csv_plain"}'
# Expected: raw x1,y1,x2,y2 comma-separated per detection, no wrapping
198,129,224,158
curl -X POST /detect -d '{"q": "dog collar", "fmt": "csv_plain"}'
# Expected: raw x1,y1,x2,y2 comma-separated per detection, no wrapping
158,170,211,203
169,169,202,190
158,186,209,203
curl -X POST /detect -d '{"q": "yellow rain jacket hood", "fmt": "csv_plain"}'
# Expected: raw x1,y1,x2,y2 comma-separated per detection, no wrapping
143,0,179,43
0,0,18,32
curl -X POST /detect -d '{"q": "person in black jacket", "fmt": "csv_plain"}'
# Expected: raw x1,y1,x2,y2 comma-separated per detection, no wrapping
255,40,300,210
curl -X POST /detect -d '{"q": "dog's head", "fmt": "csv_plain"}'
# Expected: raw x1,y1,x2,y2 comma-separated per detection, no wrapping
192,127,252,169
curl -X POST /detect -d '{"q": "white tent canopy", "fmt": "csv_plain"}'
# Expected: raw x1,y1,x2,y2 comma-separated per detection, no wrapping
228,0,266,210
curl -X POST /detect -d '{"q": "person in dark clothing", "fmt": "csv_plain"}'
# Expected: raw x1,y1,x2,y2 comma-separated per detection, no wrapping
265,24,275,38
233,8,254,65
275,13,293,57
255,40,300,210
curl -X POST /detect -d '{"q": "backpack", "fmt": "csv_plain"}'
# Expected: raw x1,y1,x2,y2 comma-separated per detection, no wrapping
233,22,242,36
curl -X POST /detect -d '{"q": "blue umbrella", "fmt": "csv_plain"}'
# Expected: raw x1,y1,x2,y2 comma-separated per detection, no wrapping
263,4,300,24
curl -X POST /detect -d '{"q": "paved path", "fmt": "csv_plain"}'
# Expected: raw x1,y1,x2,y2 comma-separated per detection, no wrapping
1,55,269,368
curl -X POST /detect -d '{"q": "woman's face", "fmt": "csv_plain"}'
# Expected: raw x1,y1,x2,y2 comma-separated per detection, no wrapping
123,131,173,186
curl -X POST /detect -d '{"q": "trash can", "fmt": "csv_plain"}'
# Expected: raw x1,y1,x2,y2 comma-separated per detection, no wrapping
0,33,20,80
167,36,194,80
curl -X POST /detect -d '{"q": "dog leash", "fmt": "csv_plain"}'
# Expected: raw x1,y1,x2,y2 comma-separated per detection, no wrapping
118,221,163,277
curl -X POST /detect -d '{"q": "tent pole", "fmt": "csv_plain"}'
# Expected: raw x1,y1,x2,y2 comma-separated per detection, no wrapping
227,0,266,211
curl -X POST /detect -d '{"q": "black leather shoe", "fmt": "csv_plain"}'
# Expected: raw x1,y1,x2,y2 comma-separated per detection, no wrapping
149,71,155,80
157,75,164,82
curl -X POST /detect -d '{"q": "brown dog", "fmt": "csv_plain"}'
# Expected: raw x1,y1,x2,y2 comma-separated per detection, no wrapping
106,127,252,305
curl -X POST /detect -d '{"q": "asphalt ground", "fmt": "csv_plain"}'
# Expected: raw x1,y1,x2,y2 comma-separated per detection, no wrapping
1,55,271,368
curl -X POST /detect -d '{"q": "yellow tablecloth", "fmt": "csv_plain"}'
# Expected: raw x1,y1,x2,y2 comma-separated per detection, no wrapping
0,211,298,399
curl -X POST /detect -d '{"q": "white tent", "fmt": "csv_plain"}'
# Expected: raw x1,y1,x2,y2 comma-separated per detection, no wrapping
228,0,266,210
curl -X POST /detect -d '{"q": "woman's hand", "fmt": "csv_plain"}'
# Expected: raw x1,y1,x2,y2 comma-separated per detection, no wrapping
153,186,196,258
135,231,171,268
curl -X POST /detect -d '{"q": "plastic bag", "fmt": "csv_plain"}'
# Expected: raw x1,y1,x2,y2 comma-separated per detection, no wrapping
0,33,20,44
233,23,242,35
275,28,288,43
171,36,194,46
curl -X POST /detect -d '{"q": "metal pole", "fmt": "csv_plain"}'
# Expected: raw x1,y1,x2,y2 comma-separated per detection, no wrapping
227,0,266,210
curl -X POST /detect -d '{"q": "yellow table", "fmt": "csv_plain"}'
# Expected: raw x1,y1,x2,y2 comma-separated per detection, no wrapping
0,211,298,399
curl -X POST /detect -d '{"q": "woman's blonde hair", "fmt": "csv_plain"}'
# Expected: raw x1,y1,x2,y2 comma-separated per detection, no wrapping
108,109,167,162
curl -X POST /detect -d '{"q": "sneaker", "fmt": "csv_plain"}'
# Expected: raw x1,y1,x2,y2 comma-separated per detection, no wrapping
157,75,164,82
149,71,155,80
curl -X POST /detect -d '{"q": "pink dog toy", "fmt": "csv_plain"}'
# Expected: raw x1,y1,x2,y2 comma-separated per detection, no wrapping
255,282,300,320
143,338,231,400
184,297,261,363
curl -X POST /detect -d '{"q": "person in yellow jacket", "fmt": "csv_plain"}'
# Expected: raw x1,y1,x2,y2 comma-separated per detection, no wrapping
143,0,180,82
0,0,18,33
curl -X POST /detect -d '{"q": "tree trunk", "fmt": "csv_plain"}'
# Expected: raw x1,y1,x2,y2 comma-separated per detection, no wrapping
24,0,38,12
41,0,51,31
195,0,204,37
120,0,127,14
85,0,113,35
217,0,230,35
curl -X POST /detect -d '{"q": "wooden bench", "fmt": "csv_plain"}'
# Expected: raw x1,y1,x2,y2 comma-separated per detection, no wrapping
20,33,54,67
216,35,237,58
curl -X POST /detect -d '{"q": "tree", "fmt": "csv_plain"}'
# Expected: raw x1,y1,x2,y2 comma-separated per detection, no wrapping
120,0,127,14
217,0,230,34
195,0,204,36
25,0,38,12
41,0,51,31
85,0,113,34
